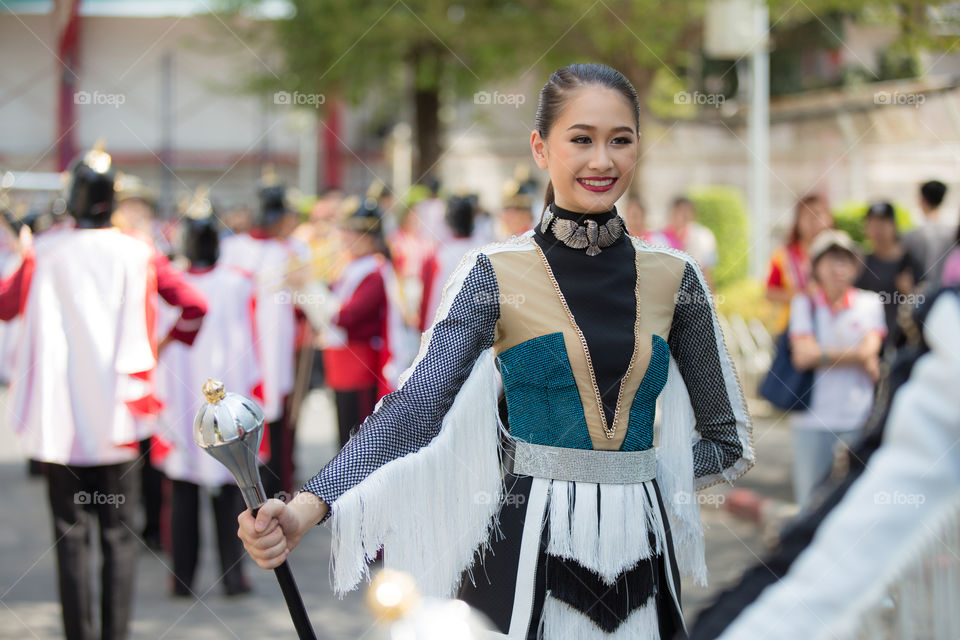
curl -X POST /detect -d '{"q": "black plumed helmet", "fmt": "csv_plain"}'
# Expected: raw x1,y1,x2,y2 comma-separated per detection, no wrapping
257,183,291,228
181,188,220,267
65,143,115,228
446,195,477,237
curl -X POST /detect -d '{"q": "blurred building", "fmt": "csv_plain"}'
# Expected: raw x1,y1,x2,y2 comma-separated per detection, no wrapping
0,0,389,213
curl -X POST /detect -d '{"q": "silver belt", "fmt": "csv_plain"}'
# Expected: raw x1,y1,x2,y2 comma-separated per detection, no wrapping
504,439,657,484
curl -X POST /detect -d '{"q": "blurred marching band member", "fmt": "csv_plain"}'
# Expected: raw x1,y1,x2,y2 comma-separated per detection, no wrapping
419,195,485,332
498,178,536,240
112,174,168,550
218,174,308,501
154,193,260,597
0,146,206,640
316,198,403,447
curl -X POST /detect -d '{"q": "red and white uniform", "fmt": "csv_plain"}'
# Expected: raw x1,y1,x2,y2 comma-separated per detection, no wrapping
0,228,207,466
323,253,402,398
155,264,261,487
219,231,306,422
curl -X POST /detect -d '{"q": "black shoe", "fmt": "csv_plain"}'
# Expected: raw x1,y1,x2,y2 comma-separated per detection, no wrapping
171,580,194,598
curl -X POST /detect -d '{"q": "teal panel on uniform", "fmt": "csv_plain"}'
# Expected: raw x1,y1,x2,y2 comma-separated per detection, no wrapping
497,332,593,450
621,335,670,452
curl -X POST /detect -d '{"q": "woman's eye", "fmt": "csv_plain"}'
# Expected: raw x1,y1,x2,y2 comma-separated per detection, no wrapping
571,136,591,144
612,136,634,145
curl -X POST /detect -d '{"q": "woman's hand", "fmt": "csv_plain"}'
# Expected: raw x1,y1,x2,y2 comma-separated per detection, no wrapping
237,492,329,569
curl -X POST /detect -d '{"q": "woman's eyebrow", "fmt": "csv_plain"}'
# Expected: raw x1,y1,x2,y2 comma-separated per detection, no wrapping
566,123,636,135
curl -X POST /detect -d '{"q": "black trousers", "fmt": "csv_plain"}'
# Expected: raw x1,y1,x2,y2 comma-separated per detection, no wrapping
333,386,378,448
46,460,140,640
170,480,248,596
262,395,293,502
138,439,163,546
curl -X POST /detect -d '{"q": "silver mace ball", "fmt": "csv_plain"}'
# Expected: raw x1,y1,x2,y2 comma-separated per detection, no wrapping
193,379,318,640
193,379,267,511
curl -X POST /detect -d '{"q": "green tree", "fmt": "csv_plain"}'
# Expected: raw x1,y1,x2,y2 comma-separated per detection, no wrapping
218,0,959,192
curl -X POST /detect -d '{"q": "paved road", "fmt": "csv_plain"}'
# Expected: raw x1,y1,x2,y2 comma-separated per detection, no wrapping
0,389,793,639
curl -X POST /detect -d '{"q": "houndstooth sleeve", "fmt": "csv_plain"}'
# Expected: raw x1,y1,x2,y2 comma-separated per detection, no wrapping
668,261,752,484
301,252,500,519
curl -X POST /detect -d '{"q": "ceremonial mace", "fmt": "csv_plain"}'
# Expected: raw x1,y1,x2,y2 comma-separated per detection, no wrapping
194,379,318,640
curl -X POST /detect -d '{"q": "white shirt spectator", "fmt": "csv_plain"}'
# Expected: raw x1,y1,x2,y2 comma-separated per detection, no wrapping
788,288,886,432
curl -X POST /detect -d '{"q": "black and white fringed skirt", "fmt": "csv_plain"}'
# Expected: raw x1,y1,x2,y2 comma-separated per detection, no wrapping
458,473,687,639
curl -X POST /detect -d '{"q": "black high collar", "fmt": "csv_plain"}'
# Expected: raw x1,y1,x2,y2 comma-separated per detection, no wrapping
545,201,618,225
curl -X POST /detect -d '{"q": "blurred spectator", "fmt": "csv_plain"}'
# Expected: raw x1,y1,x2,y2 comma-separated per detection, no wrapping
942,217,960,286
661,196,718,281
766,194,833,333
854,202,921,342
788,230,885,508
903,179,953,283
624,196,670,245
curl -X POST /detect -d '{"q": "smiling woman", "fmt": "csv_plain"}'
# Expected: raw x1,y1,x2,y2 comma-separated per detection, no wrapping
237,63,754,640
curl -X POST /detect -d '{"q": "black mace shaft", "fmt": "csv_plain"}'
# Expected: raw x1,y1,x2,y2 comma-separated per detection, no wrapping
251,506,317,640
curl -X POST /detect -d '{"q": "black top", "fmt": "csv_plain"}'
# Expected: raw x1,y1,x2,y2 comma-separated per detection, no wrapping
533,202,635,428
854,251,921,338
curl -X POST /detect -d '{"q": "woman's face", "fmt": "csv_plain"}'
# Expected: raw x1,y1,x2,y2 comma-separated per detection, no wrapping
864,216,896,248
813,250,858,295
531,87,638,214
797,202,832,244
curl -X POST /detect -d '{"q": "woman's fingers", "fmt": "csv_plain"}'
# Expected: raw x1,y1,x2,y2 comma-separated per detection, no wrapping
259,517,280,536
256,527,284,550
261,538,289,560
257,548,290,570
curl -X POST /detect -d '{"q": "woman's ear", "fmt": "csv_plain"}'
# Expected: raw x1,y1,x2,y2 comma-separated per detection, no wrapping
530,130,549,170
